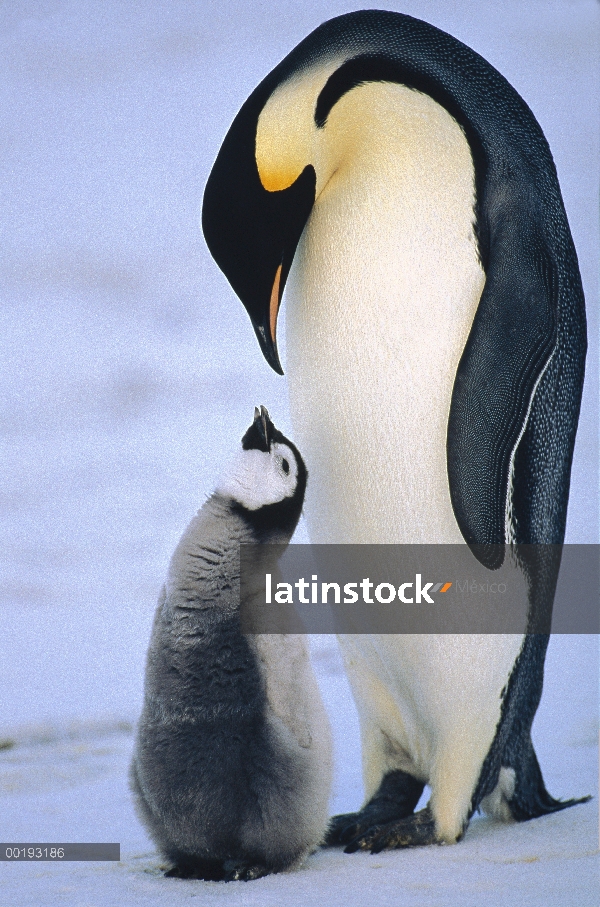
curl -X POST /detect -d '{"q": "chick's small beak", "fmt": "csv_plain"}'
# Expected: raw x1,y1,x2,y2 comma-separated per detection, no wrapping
253,404,271,448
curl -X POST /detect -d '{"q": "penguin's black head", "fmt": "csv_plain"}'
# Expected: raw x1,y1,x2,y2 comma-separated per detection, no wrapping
217,406,307,540
202,74,316,376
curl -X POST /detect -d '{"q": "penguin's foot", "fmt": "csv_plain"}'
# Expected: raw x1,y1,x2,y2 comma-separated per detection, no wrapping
165,857,271,882
343,806,439,853
324,810,366,846
164,858,225,881
222,860,271,882
324,769,424,847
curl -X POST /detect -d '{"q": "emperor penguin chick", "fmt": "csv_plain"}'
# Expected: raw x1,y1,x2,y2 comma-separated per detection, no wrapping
131,406,332,882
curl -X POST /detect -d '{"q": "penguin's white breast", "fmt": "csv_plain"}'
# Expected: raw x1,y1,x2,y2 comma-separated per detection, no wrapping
340,632,524,789
284,82,486,544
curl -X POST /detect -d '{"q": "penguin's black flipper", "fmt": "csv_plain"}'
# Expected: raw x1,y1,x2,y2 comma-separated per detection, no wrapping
505,735,591,822
324,770,424,846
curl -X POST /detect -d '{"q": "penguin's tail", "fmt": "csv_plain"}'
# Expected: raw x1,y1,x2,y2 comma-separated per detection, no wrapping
507,739,592,822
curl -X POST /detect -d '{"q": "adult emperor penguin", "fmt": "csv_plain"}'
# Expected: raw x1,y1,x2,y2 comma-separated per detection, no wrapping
201,11,588,851
131,407,332,880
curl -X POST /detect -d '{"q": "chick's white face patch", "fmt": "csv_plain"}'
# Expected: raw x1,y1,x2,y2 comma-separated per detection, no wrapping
217,442,298,510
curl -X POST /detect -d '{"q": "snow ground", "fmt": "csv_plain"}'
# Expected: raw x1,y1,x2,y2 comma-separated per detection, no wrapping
0,636,597,907
0,1,598,905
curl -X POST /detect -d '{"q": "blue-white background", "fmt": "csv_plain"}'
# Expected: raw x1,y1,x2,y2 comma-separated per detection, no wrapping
0,2,598,904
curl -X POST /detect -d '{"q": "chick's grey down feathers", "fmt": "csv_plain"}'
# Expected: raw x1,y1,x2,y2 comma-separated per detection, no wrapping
131,423,332,881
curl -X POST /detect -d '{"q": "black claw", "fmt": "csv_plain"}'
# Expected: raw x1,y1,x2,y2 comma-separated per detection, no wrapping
244,865,270,881
347,827,384,854
223,860,270,882
343,840,360,855
337,821,362,845
339,827,357,845
324,812,360,846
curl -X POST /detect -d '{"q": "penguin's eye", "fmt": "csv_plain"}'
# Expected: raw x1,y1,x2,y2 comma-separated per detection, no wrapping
281,458,290,474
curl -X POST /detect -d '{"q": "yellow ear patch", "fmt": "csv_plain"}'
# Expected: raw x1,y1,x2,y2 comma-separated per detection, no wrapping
259,167,304,194
255,64,338,193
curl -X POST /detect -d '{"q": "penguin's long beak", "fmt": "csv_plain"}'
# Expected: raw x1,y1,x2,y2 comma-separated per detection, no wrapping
253,266,284,375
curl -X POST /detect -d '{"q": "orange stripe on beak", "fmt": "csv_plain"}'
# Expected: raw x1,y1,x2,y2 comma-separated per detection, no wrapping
270,264,282,345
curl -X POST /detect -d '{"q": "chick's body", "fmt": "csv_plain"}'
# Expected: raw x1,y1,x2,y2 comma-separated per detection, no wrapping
131,408,332,882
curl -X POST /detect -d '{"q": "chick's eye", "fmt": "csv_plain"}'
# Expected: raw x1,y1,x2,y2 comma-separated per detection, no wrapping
281,458,290,474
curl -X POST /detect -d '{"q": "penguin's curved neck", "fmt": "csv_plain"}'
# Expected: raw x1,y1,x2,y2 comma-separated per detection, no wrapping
262,78,486,543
